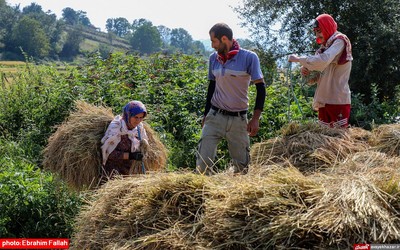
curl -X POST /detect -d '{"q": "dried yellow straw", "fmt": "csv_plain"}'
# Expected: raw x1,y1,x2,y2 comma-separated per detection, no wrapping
43,100,167,190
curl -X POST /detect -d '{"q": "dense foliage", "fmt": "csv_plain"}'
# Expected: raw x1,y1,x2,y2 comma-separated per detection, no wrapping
0,139,82,237
0,62,75,160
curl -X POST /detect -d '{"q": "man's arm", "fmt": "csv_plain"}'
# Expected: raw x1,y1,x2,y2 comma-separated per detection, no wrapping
202,80,216,127
247,80,266,136
254,81,266,117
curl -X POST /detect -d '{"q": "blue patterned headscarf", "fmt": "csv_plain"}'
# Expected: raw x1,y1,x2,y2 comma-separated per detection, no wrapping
123,100,147,125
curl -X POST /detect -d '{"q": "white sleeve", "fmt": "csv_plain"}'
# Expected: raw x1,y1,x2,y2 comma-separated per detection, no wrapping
298,39,345,72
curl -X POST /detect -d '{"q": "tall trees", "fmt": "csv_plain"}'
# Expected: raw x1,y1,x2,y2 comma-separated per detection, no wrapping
21,2,42,14
130,19,162,54
61,7,91,27
235,0,400,101
22,3,64,58
11,16,50,58
61,7,78,26
60,27,83,59
105,17,131,37
170,28,193,54
1,1,64,59
1,1,208,60
157,25,171,47
192,40,206,55
0,0,17,52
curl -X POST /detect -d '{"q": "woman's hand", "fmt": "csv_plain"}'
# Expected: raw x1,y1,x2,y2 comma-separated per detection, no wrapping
300,66,310,76
288,54,300,63
123,152,144,160
129,152,143,160
140,139,149,153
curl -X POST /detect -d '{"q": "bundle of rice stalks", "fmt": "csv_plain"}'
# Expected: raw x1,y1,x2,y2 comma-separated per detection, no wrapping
251,121,369,173
370,124,400,156
42,100,167,190
105,226,199,250
280,120,347,137
348,126,373,142
250,137,286,166
42,100,113,190
332,151,400,206
332,151,400,175
197,166,324,249
71,172,207,250
141,122,168,173
298,173,400,247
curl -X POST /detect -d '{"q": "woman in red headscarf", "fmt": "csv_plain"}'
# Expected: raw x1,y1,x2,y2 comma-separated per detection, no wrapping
100,100,149,181
288,14,353,128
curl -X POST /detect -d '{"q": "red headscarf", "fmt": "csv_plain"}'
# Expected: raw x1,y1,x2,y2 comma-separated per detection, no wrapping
315,14,337,45
314,14,352,64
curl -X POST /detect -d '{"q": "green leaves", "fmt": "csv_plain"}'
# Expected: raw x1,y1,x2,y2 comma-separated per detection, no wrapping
0,139,82,238
0,63,74,160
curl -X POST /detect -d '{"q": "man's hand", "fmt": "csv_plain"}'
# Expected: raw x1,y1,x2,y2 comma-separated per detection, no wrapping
201,116,206,128
247,116,260,137
247,109,262,137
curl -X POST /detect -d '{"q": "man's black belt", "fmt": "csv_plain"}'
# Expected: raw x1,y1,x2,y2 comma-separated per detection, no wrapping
211,105,247,117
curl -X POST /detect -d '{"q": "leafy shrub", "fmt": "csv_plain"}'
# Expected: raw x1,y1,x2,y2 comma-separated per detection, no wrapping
0,139,83,237
350,83,399,129
0,63,75,160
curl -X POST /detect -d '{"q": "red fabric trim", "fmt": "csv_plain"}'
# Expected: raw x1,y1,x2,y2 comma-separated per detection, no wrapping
217,39,240,64
335,36,350,65
318,104,351,128
316,33,352,65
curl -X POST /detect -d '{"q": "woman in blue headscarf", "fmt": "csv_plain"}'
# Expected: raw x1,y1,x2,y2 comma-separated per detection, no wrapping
101,100,149,179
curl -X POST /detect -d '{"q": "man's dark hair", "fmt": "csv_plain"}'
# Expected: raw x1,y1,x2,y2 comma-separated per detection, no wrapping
209,23,233,41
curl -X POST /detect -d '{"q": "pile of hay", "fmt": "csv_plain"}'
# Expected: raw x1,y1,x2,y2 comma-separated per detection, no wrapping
71,159,400,249
251,122,369,173
70,122,400,249
42,100,167,190
369,124,400,157
71,172,207,249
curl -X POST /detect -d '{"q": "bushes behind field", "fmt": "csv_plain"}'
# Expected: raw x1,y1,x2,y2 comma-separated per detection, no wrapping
0,139,82,238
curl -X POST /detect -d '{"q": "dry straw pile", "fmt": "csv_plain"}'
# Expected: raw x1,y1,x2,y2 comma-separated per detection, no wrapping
370,124,400,157
70,122,400,249
250,122,370,173
72,172,207,249
42,100,167,190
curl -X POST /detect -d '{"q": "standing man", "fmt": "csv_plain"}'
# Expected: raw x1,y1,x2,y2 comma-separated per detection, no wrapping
288,14,352,127
196,23,266,175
